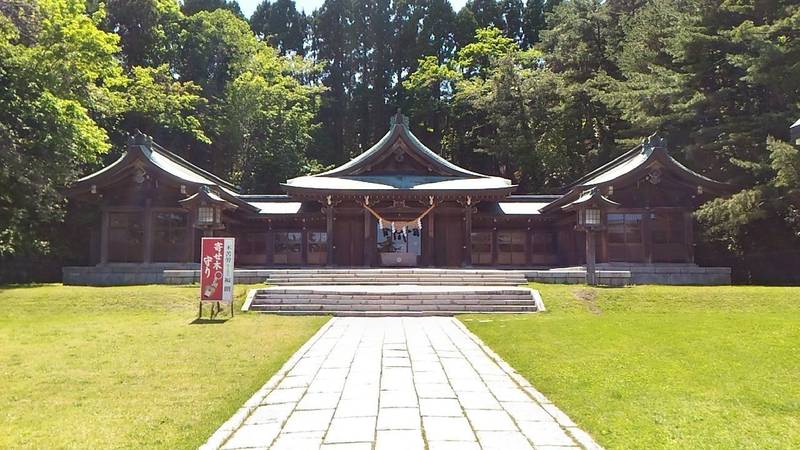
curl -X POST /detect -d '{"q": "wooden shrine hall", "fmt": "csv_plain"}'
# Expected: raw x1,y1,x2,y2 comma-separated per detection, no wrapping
66,112,731,282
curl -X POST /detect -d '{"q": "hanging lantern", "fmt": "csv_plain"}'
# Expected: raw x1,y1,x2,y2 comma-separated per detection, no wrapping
179,186,237,231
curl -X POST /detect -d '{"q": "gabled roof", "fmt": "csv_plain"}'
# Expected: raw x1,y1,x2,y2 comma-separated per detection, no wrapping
72,131,239,193
561,187,620,211
69,131,262,213
542,133,730,213
178,186,238,210
284,111,515,199
319,112,486,178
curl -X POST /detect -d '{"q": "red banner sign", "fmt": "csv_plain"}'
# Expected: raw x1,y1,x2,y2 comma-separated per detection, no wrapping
200,237,235,303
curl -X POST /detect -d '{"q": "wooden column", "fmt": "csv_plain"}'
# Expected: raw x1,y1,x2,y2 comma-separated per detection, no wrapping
427,211,435,267
185,212,195,262
491,224,499,266
586,230,597,285
265,222,274,266
525,220,533,266
143,200,153,263
100,210,109,264
326,205,334,266
301,220,309,265
463,205,473,267
364,208,372,267
643,209,653,264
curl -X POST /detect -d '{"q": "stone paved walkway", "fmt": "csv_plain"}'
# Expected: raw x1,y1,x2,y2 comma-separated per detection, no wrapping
202,317,601,450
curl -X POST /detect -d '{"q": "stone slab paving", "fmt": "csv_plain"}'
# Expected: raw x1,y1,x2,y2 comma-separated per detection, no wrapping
201,317,602,450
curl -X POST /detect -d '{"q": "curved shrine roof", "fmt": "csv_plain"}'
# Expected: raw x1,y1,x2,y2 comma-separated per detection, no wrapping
284,112,515,198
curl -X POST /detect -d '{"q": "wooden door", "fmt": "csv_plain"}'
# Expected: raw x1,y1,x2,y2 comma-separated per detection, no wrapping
434,214,464,267
334,214,365,266
606,212,645,262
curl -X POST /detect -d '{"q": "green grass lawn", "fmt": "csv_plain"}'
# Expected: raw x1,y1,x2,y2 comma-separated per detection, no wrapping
462,284,800,449
0,284,327,449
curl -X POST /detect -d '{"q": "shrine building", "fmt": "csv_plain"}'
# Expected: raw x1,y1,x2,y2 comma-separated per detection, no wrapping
64,112,732,285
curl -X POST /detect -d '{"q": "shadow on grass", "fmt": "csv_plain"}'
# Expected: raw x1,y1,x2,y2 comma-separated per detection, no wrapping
189,318,230,325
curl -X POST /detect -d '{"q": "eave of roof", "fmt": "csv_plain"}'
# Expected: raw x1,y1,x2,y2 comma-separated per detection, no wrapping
561,188,620,211
285,174,512,191
498,202,547,215
249,202,303,215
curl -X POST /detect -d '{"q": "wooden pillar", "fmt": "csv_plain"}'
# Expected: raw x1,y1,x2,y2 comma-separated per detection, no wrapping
143,201,153,263
643,209,652,264
301,220,308,265
525,220,533,267
491,223,498,266
265,222,274,266
186,212,195,262
364,208,372,267
586,230,597,285
464,205,473,267
100,210,109,264
427,211,435,267
326,205,334,266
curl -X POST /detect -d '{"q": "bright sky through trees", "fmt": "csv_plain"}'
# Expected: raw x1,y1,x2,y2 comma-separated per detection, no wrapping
237,0,468,16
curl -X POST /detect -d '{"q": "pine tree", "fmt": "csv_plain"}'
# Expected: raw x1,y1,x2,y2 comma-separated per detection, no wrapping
249,0,307,55
521,0,544,47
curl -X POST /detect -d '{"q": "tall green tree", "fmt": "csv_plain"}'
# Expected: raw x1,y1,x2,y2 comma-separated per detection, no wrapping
217,48,323,192
181,0,243,17
103,0,182,67
407,27,576,190
521,0,545,46
500,0,525,43
0,0,126,255
249,0,307,55
310,0,355,163
539,0,629,167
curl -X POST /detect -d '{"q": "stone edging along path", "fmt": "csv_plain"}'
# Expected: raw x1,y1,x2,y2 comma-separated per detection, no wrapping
201,317,603,450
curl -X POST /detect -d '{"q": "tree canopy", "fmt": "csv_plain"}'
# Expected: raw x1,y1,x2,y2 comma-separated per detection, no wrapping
1,0,799,281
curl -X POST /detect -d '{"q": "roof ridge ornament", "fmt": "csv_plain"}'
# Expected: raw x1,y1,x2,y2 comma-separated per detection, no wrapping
389,108,409,127
642,132,667,154
129,129,153,149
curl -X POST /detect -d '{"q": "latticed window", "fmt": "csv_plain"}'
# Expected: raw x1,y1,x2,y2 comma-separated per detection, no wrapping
470,231,492,265
582,208,601,226
607,213,645,261
497,231,526,265
152,212,188,262
307,232,327,265
274,232,302,265
197,206,215,224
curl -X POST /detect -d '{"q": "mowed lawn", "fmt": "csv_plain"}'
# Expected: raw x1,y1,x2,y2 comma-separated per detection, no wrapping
462,284,800,449
0,284,327,449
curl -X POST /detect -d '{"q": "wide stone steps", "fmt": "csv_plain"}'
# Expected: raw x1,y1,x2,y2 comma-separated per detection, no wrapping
264,278,524,286
246,285,542,316
265,269,528,286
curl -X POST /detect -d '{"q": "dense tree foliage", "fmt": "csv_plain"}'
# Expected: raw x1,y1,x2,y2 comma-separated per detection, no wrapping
1,0,799,281
0,0,320,262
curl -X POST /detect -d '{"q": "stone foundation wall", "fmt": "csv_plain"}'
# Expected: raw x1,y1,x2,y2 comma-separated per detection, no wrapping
65,264,731,286
63,263,199,286
595,264,731,285
523,270,631,287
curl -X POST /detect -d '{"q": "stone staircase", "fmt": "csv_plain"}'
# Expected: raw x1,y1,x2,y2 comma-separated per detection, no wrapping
244,269,543,316
264,268,527,286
